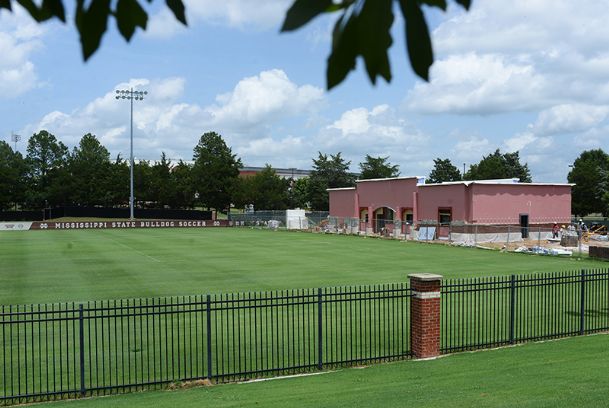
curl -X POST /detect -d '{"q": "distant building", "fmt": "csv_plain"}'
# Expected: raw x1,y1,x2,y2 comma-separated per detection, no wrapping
239,166,312,180
328,177,573,237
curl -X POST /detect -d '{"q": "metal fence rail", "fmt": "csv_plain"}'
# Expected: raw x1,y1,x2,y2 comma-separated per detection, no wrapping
441,269,609,353
0,284,411,405
3,269,609,405
230,211,329,230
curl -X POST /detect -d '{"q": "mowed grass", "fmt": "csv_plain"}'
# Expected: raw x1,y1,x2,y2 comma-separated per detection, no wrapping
0,228,600,304
43,333,609,408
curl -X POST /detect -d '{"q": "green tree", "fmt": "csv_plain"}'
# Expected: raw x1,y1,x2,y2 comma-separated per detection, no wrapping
464,149,532,182
25,130,70,208
235,165,290,210
503,151,532,183
307,152,356,211
192,132,242,212
2,0,470,90
288,177,310,209
427,158,462,183
170,160,195,209
600,169,609,217
568,149,609,217
134,160,153,207
0,141,27,210
359,155,400,179
69,133,112,206
149,152,173,208
108,155,130,207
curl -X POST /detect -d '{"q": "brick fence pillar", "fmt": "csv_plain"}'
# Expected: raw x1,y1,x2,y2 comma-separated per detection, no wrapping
408,273,442,359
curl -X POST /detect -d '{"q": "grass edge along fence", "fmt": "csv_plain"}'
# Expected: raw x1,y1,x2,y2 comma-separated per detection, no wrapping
2,269,609,406
1,284,411,406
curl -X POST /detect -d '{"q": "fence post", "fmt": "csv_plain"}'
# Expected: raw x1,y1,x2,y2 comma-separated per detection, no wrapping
408,274,442,359
580,270,586,335
317,288,323,370
206,294,213,380
507,225,511,248
509,275,516,344
78,304,86,398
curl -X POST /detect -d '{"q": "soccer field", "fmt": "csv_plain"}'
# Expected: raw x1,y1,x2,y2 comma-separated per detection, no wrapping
0,228,599,304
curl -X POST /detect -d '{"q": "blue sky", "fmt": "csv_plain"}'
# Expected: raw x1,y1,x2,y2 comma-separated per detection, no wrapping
1,0,608,182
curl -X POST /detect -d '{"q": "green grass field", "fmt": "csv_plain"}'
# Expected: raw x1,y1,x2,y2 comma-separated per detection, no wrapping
41,333,609,408
1,228,608,407
0,228,601,305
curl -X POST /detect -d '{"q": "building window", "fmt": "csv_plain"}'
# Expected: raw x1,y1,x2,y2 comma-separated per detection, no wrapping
438,208,452,225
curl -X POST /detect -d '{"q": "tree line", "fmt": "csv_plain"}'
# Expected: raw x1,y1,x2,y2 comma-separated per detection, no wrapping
0,130,395,213
1,130,605,216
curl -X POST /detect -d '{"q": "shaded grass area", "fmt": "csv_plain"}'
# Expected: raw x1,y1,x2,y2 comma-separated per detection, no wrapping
41,333,609,408
0,228,601,304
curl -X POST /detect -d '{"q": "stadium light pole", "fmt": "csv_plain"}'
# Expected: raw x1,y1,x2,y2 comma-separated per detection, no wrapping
115,88,147,220
10,132,21,152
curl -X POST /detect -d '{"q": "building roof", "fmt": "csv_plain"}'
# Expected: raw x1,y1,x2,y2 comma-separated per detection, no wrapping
356,176,424,183
419,178,574,187
239,166,312,179
327,187,356,192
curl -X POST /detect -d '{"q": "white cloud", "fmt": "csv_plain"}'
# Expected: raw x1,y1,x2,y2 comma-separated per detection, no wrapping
145,0,292,36
238,135,303,156
532,104,609,135
0,9,46,98
406,53,547,114
143,8,188,39
184,0,291,29
406,0,609,114
503,131,552,153
453,136,491,162
328,108,371,136
205,69,324,131
22,70,325,165
318,105,429,170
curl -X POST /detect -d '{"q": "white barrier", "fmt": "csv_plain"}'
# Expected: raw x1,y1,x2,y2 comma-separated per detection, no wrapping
0,222,33,231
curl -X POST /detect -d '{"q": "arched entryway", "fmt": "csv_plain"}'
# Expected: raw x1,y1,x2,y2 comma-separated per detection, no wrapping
373,207,394,233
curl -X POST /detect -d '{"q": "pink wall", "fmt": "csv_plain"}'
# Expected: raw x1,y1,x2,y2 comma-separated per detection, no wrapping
471,184,572,224
416,184,469,222
328,188,357,218
327,179,572,225
356,178,418,212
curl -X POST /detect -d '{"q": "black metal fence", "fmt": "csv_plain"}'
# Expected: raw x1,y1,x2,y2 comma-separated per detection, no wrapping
0,284,411,405
2,270,609,405
230,211,329,230
441,269,609,353
0,208,214,222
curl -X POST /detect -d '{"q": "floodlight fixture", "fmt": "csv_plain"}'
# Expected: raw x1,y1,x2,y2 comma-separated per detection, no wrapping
114,87,148,220
10,132,21,152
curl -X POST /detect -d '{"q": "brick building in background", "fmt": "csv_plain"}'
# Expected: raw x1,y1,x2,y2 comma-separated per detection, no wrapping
328,177,572,239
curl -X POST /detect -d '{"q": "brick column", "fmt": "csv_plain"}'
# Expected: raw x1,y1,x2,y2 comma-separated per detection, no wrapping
367,206,374,235
409,273,442,359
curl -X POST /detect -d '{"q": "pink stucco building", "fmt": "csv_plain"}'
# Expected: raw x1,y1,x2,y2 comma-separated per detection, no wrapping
328,177,572,235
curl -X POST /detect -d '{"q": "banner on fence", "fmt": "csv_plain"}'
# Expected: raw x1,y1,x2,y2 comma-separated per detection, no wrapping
0,220,233,231
0,221,33,231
